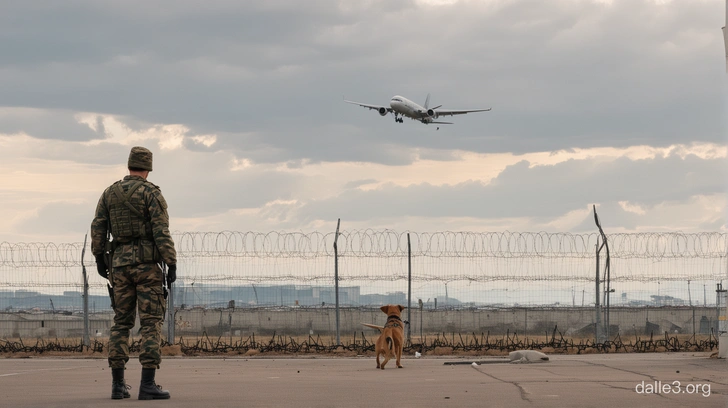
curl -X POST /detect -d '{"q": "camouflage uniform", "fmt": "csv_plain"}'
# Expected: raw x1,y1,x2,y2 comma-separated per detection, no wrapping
91,149,176,370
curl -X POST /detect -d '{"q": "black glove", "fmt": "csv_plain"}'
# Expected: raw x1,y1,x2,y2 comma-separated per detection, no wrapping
95,255,108,279
167,264,177,287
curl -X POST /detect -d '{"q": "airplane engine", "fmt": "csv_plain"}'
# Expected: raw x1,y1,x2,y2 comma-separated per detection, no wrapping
378,107,387,116
427,109,438,119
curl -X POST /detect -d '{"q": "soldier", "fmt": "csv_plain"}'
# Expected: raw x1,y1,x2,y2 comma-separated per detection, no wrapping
91,146,177,400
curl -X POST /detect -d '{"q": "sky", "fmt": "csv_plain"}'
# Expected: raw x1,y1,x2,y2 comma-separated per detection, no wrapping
0,0,726,244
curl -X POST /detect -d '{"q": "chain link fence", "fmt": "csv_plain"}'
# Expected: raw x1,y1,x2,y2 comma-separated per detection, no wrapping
0,231,725,351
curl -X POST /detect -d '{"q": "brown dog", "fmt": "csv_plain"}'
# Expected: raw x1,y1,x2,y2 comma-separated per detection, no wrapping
369,305,406,370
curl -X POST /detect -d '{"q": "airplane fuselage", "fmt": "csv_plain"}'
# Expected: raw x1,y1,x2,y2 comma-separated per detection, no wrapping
389,95,433,123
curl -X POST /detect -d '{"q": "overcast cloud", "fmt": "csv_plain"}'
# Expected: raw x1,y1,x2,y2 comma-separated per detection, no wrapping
0,0,725,243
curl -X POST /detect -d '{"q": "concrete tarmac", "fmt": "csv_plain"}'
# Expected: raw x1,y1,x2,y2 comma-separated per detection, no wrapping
0,353,725,408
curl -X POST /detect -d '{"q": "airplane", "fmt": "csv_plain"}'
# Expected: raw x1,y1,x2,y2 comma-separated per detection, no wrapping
344,94,491,128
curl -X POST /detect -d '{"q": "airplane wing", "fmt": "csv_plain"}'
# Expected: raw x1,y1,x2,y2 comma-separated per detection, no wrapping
343,99,393,113
434,108,492,117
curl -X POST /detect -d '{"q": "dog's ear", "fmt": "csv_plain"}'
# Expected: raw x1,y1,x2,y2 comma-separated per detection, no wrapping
380,305,389,314
398,305,405,312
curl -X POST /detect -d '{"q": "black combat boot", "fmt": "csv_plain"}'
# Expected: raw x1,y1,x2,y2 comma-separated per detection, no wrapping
111,368,131,399
138,368,170,400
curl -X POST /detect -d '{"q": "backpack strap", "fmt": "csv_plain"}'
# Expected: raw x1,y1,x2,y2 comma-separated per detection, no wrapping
111,180,149,221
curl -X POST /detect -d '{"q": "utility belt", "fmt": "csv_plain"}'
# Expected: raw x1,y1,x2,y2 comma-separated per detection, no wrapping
111,237,161,265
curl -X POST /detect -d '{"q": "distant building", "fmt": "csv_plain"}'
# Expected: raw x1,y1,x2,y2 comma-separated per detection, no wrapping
650,295,686,306
172,283,362,308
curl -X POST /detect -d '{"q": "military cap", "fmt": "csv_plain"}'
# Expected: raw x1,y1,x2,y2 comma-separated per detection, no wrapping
128,146,153,171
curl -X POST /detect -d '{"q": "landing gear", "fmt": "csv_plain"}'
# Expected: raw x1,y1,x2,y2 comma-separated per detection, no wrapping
393,114,403,123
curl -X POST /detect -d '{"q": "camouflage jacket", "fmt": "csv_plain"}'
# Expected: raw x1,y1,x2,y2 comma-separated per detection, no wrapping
91,175,177,268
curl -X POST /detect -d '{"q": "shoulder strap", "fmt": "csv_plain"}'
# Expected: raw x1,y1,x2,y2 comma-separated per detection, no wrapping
111,180,149,221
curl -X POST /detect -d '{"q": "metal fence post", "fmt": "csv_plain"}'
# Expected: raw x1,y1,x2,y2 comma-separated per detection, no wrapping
81,234,90,348
595,240,601,342
594,205,610,342
407,233,411,345
334,219,341,346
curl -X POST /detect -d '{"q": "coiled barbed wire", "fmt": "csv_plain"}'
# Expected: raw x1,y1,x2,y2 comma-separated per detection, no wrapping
1,231,726,267
0,242,83,268
173,231,728,259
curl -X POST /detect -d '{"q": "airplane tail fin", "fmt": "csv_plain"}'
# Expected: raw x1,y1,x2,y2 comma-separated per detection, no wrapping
424,93,431,109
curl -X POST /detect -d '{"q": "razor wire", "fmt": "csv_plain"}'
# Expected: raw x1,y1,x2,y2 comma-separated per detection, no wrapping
1,231,726,267
174,230,728,259
0,231,725,296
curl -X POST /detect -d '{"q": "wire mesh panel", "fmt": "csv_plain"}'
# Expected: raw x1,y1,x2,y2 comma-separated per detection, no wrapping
0,231,725,339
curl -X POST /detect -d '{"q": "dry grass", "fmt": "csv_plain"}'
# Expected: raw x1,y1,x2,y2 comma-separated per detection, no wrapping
1,332,718,358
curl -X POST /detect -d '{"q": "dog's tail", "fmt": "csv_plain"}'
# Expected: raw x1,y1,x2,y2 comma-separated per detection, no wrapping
386,336,393,351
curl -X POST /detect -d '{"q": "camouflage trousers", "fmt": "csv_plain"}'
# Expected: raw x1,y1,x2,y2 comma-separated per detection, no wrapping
108,263,167,369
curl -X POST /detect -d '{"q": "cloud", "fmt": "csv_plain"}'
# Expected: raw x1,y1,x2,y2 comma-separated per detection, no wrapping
0,108,104,141
2,117,724,237
344,179,378,189
292,151,727,229
13,200,92,240
0,0,723,164
0,0,725,242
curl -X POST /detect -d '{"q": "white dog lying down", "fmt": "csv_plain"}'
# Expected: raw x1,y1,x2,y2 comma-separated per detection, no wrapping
508,350,550,364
